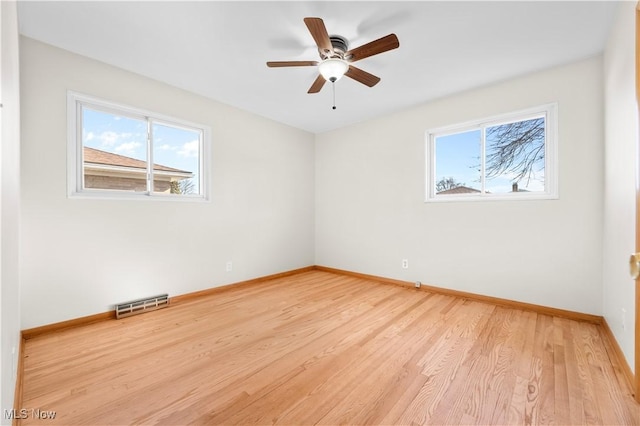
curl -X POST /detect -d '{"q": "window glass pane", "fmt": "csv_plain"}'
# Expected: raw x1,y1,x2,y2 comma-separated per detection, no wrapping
434,130,481,195
82,107,148,192
152,122,201,195
485,117,545,193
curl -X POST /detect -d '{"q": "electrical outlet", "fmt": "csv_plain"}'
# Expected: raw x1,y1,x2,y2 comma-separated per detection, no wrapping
622,308,627,331
402,259,409,269
225,261,233,272
415,281,421,288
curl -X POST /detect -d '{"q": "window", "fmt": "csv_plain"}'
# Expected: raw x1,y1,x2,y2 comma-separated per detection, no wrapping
426,104,557,202
67,92,210,200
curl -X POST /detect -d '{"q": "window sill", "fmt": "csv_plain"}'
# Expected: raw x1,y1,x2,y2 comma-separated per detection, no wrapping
425,193,558,203
68,190,210,203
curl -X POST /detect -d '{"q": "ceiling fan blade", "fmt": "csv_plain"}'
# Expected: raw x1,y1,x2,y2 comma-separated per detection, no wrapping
308,74,326,94
267,61,318,67
304,17,333,56
345,34,399,62
345,65,381,87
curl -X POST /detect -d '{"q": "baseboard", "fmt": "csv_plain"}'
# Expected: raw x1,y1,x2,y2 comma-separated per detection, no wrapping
22,311,116,340
20,264,606,334
314,265,603,324
21,266,316,339
170,266,316,305
600,318,635,396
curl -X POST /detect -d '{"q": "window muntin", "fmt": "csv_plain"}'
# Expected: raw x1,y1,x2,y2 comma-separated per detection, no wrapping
68,92,209,201
426,104,557,201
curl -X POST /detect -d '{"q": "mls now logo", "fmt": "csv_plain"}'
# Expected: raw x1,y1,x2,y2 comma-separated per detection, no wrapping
4,408,57,420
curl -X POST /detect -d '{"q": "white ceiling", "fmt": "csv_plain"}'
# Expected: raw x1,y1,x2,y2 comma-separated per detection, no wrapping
17,1,619,134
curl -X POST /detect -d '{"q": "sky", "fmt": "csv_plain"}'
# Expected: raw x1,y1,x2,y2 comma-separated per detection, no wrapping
82,107,201,193
435,130,482,191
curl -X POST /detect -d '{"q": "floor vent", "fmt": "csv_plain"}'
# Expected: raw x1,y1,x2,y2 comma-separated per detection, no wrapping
116,294,169,319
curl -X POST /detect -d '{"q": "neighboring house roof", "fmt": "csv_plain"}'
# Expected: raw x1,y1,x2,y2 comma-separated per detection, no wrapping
438,184,532,195
437,185,481,195
83,146,191,174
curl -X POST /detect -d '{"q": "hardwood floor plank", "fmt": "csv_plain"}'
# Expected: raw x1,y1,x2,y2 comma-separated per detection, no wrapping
533,313,556,424
570,320,604,425
18,270,640,425
553,318,571,425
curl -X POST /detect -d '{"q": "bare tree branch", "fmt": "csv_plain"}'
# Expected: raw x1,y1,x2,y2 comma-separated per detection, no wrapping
170,179,195,195
485,117,545,185
436,177,464,192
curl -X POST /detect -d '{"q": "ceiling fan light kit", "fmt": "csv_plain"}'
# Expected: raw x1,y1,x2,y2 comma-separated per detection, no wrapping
318,58,349,82
267,17,399,108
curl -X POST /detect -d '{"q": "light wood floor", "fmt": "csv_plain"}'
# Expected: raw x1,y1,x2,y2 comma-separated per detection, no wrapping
20,270,640,425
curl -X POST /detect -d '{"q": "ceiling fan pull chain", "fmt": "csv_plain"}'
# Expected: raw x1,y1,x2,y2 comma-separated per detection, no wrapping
332,82,337,110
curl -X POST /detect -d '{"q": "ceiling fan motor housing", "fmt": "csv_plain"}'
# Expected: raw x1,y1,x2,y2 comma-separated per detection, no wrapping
327,35,349,58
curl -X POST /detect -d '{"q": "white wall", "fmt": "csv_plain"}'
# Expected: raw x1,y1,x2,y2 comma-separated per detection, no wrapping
603,1,637,372
316,56,604,315
20,37,315,329
1,0,22,420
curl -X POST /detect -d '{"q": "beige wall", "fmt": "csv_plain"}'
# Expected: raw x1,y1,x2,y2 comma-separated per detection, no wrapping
603,1,637,372
316,56,604,315
20,37,315,329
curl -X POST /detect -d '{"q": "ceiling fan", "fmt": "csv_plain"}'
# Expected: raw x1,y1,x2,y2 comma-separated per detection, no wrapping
267,17,399,98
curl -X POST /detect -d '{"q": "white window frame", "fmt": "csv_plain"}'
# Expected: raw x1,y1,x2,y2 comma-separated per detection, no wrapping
67,91,211,201
425,103,558,202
